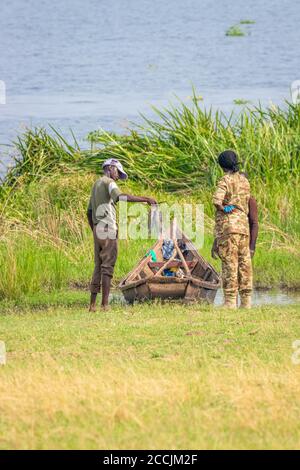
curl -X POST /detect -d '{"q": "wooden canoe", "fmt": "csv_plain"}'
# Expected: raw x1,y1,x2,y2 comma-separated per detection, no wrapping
119,222,221,304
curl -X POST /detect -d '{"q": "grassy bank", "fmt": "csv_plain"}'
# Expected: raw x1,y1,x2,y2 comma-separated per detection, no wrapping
1,96,300,450
0,96,300,300
1,300,300,449
0,172,300,301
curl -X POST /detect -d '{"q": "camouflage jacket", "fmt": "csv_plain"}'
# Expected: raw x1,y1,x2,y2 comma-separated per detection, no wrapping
213,172,250,238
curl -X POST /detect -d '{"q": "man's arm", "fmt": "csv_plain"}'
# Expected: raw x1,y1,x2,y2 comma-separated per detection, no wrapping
87,208,93,231
87,198,94,231
107,179,157,206
118,194,157,205
248,197,259,257
213,177,227,212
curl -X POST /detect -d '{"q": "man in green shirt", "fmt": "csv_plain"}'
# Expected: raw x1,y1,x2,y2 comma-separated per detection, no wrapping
87,158,157,311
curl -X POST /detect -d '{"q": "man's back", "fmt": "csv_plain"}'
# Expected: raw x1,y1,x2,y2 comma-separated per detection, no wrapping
213,172,250,237
88,175,121,230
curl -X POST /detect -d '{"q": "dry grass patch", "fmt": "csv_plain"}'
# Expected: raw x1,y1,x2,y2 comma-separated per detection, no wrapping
1,303,300,449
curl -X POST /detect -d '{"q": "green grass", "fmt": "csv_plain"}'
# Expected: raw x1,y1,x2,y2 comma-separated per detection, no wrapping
1,171,300,300
1,127,82,189
1,93,299,450
1,299,300,449
85,97,300,191
1,95,300,299
4,96,300,191
1,173,300,301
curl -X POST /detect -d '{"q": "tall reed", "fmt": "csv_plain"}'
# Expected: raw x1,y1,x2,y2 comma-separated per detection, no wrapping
85,94,300,190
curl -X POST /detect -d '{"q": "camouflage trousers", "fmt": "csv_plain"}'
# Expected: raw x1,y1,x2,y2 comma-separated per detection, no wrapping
217,233,252,305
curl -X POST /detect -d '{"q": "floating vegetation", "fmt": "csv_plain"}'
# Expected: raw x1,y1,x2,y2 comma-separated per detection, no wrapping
233,99,251,105
225,25,245,37
147,63,158,71
226,19,255,37
240,19,256,24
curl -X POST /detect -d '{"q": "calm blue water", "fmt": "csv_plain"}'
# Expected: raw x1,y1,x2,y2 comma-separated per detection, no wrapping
0,0,299,165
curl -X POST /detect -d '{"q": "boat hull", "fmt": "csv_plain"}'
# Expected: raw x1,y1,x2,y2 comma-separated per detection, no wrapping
119,222,221,305
120,275,219,304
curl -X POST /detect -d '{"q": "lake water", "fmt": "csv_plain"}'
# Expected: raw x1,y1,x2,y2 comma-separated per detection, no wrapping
111,289,300,307
0,0,299,167
214,288,300,307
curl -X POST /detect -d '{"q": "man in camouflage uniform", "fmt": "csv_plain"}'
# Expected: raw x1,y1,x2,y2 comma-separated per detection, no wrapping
212,151,252,309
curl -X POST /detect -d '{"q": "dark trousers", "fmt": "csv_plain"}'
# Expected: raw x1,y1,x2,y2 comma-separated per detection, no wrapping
90,226,118,294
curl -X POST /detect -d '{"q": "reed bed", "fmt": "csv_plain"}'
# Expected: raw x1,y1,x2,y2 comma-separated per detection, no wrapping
84,95,300,191
2,94,300,191
0,94,300,299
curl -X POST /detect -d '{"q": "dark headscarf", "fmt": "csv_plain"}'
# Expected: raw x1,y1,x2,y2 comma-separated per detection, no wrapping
218,150,239,173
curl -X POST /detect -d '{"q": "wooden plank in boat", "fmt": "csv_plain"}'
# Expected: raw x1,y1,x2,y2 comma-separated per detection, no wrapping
148,261,197,270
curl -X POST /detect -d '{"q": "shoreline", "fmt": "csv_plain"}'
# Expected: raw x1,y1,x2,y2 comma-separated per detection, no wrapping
1,286,298,314
69,281,300,293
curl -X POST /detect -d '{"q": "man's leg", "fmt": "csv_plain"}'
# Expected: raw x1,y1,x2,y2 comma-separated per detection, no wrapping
238,235,253,309
101,274,112,309
99,237,118,310
89,293,98,312
89,227,101,312
218,234,239,308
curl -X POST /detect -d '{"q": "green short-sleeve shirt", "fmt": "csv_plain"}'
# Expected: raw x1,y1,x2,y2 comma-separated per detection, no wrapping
88,176,122,231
